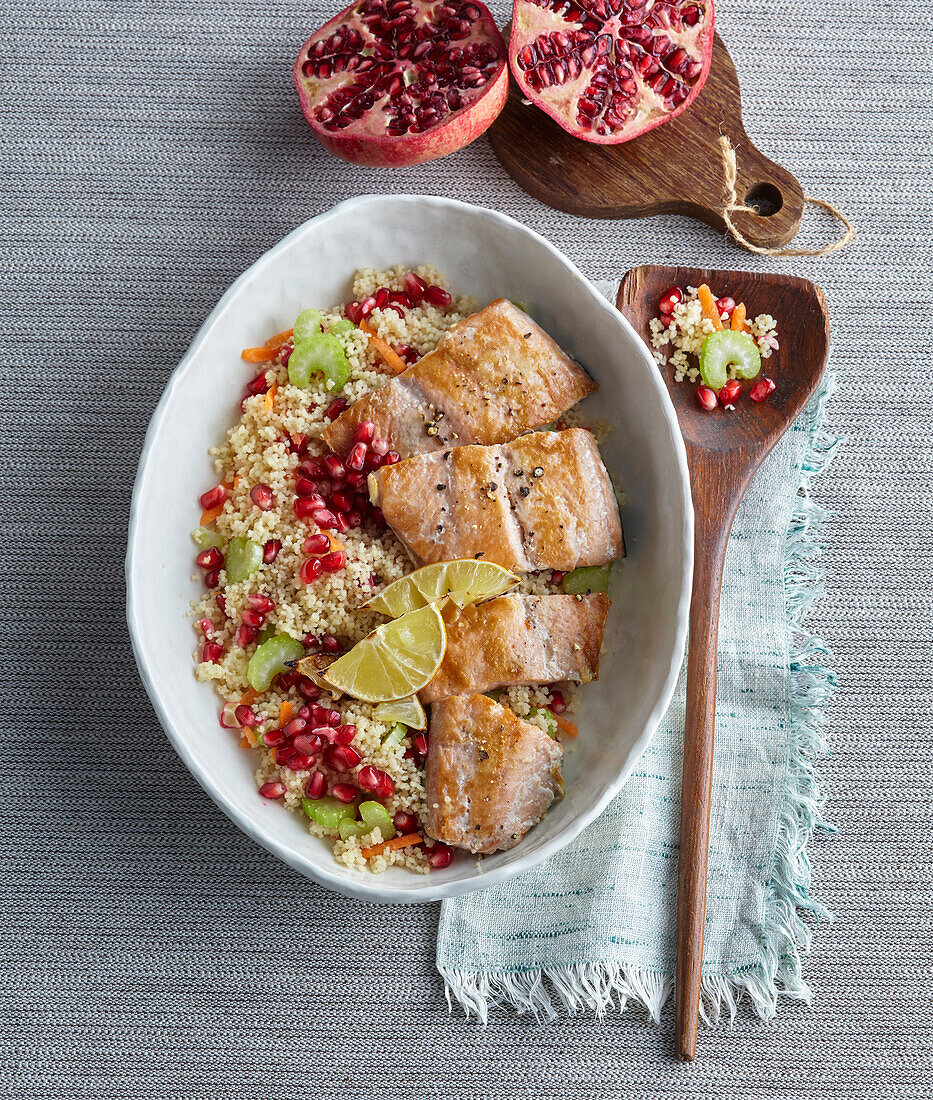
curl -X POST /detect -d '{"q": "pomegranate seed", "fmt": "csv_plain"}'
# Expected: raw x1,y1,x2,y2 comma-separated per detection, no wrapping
245,372,271,396
250,483,274,511
750,377,776,402
275,746,295,766
346,470,367,490
548,691,567,715
259,781,286,800
350,421,375,447
216,594,227,614
320,550,346,574
278,668,300,690
235,704,258,727
384,303,406,319
201,641,223,663
394,344,418,365
424,285,451,308
393,811,419,834
199,484,228,510
297,677,321,701
345,510,363,529
293,732,323,756
295,476,319,497
344,301,364,325
295,496,327,518
716,296,736,318
404,272,427,303
287,753,315,771
359,295,377,318
358,765,394,798
300,557,323,584
719,379,742,406
196,547,223,570
324,708,342,727
330,490,352,513
412,731,428,758
299,457,326,478
198,617,215,636
309,704,330,725
262,539,281,564
369,507,386,528
374,287,390,309
283,718,308,738
426,843,454,869
276,342,293,366
332,512,349,533
261,727,286,747
311,507,339,529
347,442,368,472
236,624,258,648
658,285,684,315
695,385,718,411
303,532,331,555
331,782,357,803
321,635,341,654
364,450,384,471
241,607,265,629
332,724,357,746
323,454,346,480
305,771,327,799
325,397,348,420
203,569,221,589
551,570,566,586
289,432,309,455
371,437,389,456
246,593,274,614
327,744,362,771
383,451,400,466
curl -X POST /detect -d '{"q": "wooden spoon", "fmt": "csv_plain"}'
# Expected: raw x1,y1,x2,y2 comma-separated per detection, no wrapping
616,266,830,1061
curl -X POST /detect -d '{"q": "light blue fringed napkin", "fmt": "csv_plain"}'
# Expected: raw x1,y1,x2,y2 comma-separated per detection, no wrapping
437,280,839,1025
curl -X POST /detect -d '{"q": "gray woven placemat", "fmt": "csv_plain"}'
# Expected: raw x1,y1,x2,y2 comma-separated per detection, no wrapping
1,0,931,1096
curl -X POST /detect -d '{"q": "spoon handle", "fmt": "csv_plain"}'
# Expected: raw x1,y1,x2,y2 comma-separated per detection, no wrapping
675,467,736,1062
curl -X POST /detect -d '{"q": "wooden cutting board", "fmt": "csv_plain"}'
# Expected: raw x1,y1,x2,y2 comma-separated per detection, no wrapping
489,33,804,250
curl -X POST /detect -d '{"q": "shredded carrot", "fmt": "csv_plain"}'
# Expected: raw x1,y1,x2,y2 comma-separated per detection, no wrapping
359,319,408,375
239,687,260,706
279,700,294,726
326,533,345,552
264,328,293,351
554,713,579,738
264,383,278,413
730,302,747,332
239,734,250,748
200,503,224,526
697,284,724,331
241,345,275,363
360,833,423,860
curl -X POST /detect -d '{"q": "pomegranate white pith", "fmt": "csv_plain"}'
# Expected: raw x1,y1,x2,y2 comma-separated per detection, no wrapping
293,0,509,167
509,0,714,145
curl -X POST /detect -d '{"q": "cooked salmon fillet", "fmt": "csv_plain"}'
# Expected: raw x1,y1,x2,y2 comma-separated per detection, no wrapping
420,593,610,703
322,299,596,457
424,693,564,854
368,428,623,572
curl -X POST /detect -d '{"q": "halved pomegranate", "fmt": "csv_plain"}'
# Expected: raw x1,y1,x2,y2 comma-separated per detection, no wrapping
293,0,510,167
509,0,714,145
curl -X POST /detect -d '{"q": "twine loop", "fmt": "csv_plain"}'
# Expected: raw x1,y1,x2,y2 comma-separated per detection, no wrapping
719,136,854,257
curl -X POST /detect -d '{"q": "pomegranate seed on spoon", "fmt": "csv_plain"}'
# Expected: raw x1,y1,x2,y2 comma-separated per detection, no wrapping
718,379,742,407
695,385,718,411
658,286,684,315
750,377,776,403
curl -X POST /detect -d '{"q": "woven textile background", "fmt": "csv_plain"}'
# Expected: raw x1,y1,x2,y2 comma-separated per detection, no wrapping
1,1,930,1097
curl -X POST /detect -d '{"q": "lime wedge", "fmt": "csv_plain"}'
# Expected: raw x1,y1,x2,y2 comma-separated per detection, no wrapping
320,604,446,703
367,560,518,618
373,695,427,730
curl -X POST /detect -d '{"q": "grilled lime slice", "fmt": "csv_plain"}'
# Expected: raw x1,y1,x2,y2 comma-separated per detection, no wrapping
367,560,518,617
373,695,427,730
320,603,446,703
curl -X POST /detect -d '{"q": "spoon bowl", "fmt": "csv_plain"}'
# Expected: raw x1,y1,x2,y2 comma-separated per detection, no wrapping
618,265,830,1061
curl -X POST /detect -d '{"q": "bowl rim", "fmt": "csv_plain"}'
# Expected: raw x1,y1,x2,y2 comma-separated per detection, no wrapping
126,194,693,904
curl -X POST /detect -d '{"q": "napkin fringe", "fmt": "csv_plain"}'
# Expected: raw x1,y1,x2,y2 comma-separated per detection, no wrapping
441,377,840,1027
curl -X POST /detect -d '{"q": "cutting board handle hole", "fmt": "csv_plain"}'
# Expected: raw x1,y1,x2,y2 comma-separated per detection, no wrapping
743,182,784,218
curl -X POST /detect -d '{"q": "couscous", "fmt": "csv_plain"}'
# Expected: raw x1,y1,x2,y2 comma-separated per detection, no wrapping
191,266,588,874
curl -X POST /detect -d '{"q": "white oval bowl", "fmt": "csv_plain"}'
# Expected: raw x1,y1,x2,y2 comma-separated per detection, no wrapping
126,195,692,904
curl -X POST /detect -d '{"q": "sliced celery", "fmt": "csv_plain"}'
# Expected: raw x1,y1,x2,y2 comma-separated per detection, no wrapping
224,536,263,584
381,723,407,749
256,621,276,645
293,308,323,344
562,563,612,595
359,800,395,839
338,818,369,840
288,334,349,392
247,634,305,690
327,318,356,336
191,526,225,550
302,795,358,831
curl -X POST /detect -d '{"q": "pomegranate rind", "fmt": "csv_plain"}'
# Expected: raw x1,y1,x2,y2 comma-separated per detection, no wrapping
508,0,714,146
293,0,510,168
